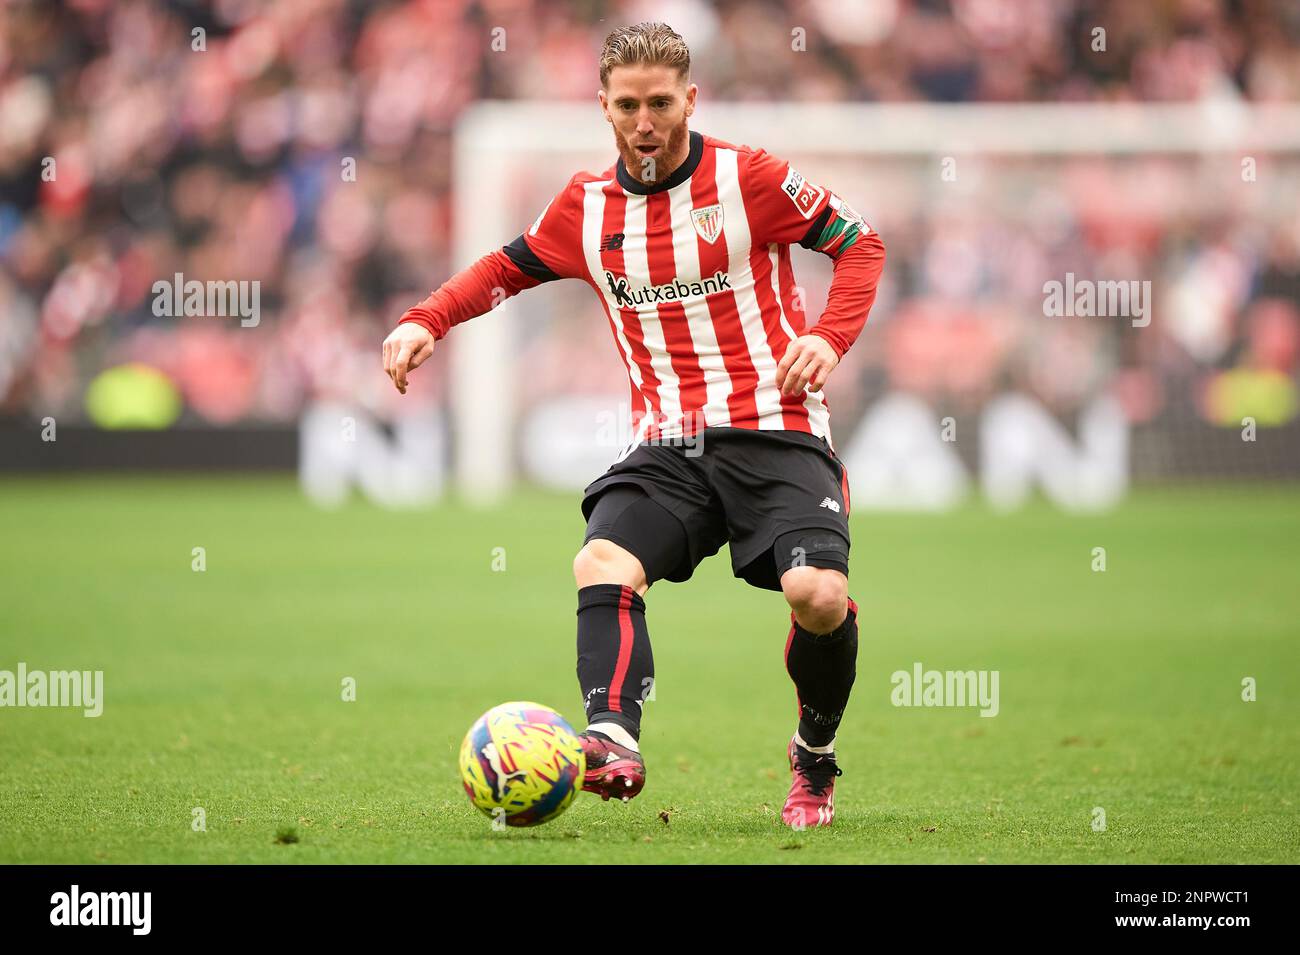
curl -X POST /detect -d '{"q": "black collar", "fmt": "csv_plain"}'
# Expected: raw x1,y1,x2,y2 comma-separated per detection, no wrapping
616,130,704,195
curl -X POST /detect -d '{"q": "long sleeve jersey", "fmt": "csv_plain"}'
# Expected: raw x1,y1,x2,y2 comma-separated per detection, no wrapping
399,129,885,446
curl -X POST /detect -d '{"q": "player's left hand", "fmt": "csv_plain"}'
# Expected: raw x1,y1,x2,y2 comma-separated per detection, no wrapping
777,335,839,397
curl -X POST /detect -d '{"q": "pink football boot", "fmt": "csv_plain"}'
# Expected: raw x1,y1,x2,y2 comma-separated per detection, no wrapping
781,737,843,828
579,732,646,802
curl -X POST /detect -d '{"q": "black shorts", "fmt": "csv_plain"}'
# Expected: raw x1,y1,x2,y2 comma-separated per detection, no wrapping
580,427,851,592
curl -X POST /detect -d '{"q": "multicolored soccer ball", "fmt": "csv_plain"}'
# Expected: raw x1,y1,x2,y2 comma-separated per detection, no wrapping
458,701,586,827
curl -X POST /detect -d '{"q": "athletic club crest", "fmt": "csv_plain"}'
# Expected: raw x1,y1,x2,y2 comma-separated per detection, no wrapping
691,203,724,244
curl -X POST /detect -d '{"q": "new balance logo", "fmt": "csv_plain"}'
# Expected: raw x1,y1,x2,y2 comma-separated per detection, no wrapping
600,232,625,252
819,497,840,512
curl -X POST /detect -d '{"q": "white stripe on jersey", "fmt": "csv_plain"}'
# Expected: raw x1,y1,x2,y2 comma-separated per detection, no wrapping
667,177,732,429
528,196,555,236
767,247,800,342
619,195,683,438
580,180,652,461
768,247,831,440
714,147,786,430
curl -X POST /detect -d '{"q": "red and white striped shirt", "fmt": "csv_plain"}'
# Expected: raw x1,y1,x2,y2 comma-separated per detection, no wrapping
400,130,885,449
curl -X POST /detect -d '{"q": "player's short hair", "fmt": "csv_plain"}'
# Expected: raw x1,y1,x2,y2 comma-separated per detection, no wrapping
599,22,690,87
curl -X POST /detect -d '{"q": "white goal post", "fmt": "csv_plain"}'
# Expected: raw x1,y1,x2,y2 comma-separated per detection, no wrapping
452,101,1300,505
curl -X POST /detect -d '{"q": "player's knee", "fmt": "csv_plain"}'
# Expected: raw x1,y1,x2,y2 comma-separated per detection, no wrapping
573,539,649,594
781,566,848,634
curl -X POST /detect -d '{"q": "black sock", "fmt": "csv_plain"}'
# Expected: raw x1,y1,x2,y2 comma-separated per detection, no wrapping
576,583,653,741
784,598,859,749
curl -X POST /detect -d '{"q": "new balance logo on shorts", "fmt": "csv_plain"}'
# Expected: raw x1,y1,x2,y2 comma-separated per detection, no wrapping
819,497,840,513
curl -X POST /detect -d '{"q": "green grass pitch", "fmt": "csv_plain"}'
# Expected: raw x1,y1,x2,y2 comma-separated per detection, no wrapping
1,476,1297,864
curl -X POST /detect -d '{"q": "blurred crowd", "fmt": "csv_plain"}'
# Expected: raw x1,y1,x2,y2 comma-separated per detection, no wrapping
0,0,1298,431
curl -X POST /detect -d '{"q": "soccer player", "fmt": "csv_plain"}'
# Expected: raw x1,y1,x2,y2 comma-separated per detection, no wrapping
383,22,885,828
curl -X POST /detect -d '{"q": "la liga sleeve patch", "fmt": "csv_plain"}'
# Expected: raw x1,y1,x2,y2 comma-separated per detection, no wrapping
781,166,825,220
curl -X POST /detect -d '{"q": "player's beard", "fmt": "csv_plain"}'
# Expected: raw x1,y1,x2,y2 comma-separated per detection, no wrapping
614,119,690,187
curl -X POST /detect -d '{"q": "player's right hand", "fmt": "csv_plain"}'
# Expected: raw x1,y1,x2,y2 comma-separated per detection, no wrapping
382,322,436,395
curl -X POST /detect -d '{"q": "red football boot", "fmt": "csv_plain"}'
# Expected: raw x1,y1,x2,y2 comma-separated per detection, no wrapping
579,732,646,802
781,737,843,829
